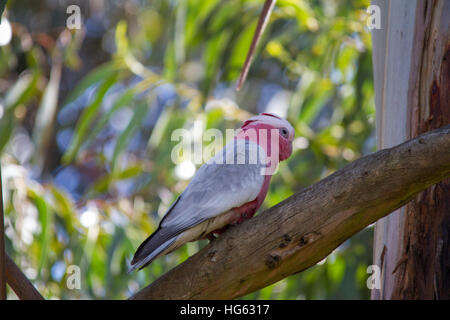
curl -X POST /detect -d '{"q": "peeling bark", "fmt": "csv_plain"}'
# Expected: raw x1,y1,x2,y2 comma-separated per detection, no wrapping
392,0,450,299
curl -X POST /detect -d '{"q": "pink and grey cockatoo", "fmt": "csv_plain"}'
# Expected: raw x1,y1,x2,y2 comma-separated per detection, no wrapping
129,113,295,271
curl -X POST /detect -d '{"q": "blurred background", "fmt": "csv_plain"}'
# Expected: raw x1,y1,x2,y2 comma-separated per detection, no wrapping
0,0,375,299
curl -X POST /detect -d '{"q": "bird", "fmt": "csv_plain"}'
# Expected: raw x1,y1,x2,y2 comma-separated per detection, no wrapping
129,112,295,272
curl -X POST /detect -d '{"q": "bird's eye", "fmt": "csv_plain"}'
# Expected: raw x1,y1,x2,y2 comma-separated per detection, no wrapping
280,128,289,138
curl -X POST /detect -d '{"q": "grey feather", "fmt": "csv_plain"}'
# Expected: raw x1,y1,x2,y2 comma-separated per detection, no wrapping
130,140,266,270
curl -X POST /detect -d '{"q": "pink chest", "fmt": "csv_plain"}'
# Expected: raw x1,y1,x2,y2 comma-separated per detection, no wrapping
212,175,272,235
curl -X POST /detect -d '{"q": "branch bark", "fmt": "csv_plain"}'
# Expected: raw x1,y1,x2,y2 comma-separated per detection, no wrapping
130,125,450,300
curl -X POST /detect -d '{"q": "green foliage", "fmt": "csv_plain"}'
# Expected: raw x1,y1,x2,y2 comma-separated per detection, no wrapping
1,0,374,299
0,0,7,23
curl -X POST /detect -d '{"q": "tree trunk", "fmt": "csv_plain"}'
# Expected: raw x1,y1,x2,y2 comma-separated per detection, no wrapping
371,0,450,299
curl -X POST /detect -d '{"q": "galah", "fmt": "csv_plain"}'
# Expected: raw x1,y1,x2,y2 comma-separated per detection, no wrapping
129,113,295,271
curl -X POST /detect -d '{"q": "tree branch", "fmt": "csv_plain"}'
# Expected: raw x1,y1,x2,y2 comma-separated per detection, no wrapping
236,0,276,90
130,125,450,300
5,254,44,300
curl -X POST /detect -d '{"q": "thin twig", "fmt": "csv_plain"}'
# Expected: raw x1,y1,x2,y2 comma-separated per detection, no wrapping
236,0,276,91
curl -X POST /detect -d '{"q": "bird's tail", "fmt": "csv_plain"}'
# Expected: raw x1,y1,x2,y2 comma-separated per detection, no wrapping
128,229,177,273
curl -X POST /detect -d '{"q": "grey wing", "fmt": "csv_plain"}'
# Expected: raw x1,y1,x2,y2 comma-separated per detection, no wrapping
129,140,266,270
160,140,267,229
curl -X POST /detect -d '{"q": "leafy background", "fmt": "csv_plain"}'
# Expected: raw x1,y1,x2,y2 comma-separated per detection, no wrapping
0,0,375,299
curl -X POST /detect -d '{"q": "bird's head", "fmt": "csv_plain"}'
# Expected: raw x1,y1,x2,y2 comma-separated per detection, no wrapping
238,113,295,161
